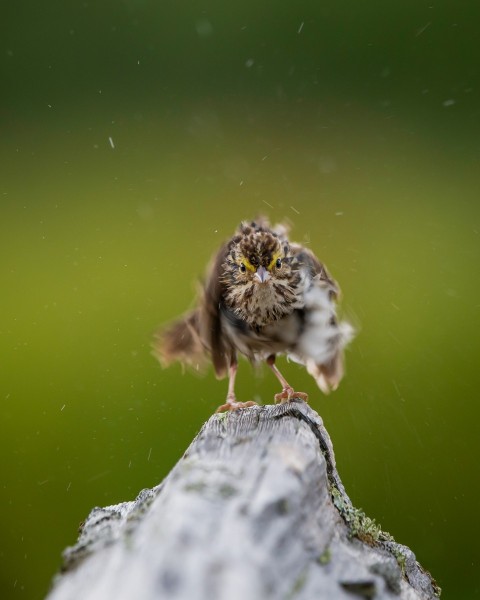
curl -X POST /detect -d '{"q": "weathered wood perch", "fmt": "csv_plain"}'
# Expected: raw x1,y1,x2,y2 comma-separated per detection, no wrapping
47,401,440,600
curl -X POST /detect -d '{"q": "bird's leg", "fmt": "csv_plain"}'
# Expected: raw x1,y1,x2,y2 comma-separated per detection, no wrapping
266,355,309,404
215,361,258,413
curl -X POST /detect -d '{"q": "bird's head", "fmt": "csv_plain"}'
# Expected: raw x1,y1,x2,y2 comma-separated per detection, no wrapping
227,222,290,284
222,221,302,327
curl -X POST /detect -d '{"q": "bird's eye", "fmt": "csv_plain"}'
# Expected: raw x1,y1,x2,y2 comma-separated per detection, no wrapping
275,258,282,269
240,263,246,273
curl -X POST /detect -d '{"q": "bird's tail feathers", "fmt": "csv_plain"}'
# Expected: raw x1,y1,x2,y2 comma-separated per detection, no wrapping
152,310,206,373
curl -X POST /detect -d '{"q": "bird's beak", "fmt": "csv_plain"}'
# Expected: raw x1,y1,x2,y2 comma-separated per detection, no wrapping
255,266,270,283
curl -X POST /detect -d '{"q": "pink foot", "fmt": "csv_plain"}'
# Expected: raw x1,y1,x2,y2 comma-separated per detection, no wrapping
274,387,309,404
215,397,258,413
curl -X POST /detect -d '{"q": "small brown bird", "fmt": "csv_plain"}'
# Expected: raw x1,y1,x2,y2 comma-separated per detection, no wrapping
153,218,354,411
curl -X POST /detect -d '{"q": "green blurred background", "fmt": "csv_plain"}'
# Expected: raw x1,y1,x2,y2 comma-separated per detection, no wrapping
1,1,479,598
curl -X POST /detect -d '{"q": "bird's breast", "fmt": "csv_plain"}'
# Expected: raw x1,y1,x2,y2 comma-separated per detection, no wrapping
224,278,305,330
220,304,305,359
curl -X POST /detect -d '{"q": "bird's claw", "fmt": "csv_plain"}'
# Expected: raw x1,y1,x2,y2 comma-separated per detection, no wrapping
274,387,309,404
215,399,258,413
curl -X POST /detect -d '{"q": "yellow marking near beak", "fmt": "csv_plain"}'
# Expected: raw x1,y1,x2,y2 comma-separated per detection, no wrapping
240,258,255,272
268,251,282,271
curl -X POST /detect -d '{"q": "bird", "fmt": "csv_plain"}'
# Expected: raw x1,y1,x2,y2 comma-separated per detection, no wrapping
153,218,354,412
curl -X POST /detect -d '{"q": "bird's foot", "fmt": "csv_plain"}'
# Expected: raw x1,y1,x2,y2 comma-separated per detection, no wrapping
274,387,309,404
215,396,258,413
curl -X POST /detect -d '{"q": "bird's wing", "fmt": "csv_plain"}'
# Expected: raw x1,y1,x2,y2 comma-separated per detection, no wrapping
152,309,206,371
290,244,354,393
291,244,340,298
199,243,235,379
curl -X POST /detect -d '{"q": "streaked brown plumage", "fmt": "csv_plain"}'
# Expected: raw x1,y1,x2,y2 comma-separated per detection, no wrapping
153,218,354,411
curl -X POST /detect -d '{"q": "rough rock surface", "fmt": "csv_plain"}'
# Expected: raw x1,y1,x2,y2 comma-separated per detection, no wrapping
47,400,440,600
